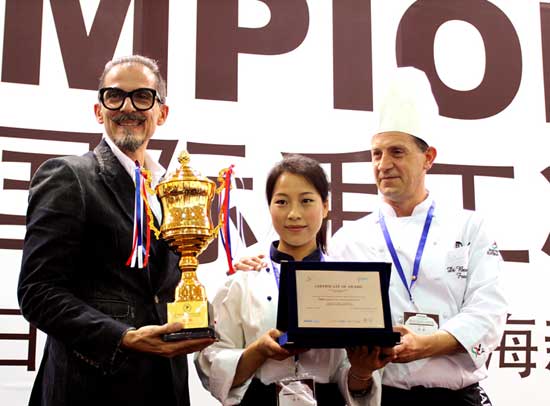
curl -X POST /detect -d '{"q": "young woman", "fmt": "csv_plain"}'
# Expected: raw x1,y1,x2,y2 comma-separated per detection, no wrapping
195,155,393,406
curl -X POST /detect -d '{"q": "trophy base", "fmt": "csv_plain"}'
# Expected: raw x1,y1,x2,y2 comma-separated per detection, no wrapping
162,326,218,342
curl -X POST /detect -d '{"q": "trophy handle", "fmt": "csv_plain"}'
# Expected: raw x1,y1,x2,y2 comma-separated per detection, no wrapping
214,165,235,271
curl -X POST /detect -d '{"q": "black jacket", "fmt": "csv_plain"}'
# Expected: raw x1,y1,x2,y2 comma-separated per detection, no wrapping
18,139,189,405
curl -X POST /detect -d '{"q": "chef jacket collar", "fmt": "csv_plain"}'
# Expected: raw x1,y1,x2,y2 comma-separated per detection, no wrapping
379,193,435,219
269,241,323,263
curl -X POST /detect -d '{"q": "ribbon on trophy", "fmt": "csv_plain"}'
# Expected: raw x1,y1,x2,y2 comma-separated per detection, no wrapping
126,161,161,269
218,165,236,275
127,158,240,273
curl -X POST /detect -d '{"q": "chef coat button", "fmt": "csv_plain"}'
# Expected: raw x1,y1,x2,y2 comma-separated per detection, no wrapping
266,268,270,273
267,296,272,301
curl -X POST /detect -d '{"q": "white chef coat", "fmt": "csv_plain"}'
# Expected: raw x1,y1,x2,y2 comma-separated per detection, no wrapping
329,196,507,390
195,242,382,406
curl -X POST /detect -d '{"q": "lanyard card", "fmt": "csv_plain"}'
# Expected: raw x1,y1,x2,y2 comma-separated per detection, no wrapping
276,376,317,406
404,312,439,335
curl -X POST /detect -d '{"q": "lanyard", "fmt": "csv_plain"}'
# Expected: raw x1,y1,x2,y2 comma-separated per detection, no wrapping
271,259,281,290
270,253,325,290
378,201,435,302
270,252,324,375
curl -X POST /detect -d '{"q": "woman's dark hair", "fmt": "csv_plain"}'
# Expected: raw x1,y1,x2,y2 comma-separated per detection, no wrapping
265,154,329,254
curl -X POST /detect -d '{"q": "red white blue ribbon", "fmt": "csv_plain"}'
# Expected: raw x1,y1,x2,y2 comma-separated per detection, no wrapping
218,165,235,275
126,161,152,269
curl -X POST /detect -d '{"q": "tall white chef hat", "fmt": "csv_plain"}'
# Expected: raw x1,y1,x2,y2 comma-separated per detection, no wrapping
376,66,439,147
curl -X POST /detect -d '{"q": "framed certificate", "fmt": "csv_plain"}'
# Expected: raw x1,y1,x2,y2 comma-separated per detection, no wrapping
276,261,400,348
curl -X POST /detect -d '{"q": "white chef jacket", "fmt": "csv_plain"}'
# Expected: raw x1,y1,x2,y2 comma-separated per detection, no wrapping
195,243,382,406
329,196,507,390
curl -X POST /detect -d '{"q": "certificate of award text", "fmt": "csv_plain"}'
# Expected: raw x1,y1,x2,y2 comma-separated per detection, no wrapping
296,270,384,329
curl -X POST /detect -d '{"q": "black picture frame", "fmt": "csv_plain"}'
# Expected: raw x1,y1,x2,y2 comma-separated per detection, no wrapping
276,261,400,348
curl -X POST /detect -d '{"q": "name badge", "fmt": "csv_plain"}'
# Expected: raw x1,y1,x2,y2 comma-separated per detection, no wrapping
276,377,317,406
404,312,439,335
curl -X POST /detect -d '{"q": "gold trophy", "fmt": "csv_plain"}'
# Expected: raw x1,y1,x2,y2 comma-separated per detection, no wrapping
156,151,221,341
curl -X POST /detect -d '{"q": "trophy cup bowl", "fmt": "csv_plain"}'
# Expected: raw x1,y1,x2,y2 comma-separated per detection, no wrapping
156,151,218,341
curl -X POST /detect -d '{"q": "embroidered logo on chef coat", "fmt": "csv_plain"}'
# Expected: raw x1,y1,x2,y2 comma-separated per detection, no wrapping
446,245,469,279
447,265,468,279
471,343,486,357
487,241,500,256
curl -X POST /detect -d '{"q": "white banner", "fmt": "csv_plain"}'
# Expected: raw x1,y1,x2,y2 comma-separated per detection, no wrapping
1,1,549,405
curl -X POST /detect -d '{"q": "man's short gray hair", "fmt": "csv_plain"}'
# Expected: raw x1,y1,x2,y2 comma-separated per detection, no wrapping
98,55,167,103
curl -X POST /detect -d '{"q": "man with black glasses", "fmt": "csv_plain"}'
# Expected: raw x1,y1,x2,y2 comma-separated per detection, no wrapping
18,55,214,406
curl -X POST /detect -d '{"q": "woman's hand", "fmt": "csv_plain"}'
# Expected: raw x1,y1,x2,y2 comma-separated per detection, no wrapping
233,254,267,272
232,329,309,387
346,345,396,392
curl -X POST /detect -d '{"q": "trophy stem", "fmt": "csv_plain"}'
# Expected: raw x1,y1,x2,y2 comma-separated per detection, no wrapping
175,265,206,303
179,255,199,273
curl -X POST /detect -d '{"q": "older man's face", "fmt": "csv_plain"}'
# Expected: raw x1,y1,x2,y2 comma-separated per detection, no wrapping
371,131,435,206
94,63,168,155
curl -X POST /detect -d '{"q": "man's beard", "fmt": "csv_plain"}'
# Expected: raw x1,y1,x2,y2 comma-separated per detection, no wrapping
114,129,146,153
110,113,147,153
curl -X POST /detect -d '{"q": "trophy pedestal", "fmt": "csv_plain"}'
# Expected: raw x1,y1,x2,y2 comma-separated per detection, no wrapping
163,326,217,342
162,298,217,342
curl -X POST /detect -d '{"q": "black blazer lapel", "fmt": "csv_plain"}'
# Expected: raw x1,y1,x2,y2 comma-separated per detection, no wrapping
94,139,135,224
93,139,160,294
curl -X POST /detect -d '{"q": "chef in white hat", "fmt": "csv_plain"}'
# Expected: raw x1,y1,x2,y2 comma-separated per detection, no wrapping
376,66,439,148
371,66,439,217
331,66,507,405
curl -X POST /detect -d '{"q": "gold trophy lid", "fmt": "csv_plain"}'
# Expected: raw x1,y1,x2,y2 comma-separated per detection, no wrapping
159,150,215,186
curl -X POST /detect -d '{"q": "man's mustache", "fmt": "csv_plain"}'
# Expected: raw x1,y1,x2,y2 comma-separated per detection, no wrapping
111,113,146,124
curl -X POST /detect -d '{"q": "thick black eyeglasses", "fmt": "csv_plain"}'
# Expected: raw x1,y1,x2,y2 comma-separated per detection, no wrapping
98,87,163,111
